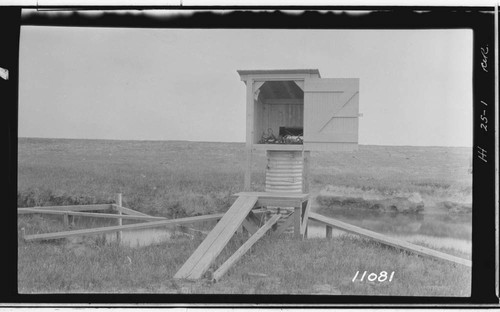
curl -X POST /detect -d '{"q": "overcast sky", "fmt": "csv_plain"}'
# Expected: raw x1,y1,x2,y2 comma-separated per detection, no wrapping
19,26,472,147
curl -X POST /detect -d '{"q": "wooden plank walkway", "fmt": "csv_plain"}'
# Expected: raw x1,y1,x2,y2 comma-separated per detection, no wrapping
174,195,258,280
309,212,472,267
212,214,281,282
23,213,224,242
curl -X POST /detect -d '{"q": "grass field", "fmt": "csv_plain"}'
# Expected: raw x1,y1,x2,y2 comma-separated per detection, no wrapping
17,137,472,296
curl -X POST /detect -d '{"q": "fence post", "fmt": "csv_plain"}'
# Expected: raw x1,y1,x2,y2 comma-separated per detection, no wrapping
326,225,332,240
115,193,122,244
63,213,69,228
294,206,302,239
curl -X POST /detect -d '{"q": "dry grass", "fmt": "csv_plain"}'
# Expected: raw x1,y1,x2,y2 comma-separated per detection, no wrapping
17,138,472,295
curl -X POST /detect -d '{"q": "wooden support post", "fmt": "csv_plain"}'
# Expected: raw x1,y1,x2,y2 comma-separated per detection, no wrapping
244,149,252,191
63,213,69,228
326,225,333,239
302,151,310,194
300,200,311,237
115,193,122,244
294,206,301,239
244,79,254,191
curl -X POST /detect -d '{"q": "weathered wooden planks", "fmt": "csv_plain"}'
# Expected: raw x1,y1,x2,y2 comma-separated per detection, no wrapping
23,213,224,242
309,212,471,267
174,195,258,280
212,214,281,282
18,208,166,221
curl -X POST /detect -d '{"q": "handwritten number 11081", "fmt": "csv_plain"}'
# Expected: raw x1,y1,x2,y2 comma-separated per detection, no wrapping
352,271,395,283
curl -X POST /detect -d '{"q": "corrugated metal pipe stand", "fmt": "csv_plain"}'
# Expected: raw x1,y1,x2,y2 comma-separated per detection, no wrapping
265,150,304,233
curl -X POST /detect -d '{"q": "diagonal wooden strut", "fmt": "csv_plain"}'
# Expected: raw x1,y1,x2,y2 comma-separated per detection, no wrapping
174,195,259,280
212,214,281,282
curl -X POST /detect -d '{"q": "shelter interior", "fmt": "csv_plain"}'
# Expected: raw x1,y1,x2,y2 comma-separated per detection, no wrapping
254,80,304,145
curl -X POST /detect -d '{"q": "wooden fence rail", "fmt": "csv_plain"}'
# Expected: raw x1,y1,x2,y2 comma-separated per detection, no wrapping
309,212,471,268
19,204,112,212
23,213,225,242
18,208,167,221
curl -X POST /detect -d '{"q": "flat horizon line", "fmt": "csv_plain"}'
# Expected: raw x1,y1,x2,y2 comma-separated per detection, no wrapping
17,136,473,149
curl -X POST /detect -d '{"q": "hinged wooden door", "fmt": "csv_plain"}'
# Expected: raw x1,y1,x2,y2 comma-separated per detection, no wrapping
303,78,359,150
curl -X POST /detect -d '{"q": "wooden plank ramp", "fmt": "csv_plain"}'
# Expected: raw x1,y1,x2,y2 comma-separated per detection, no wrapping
309,212,471,267
212,214,281,282
174,195,258,280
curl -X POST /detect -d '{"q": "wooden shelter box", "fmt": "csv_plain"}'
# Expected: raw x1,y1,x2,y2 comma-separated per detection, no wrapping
237,69,360,152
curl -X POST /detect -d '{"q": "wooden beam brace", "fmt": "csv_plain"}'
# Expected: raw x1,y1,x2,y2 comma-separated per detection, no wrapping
309,212,471,267
23,213,225,242
112,204,151,217
212,214,281,282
